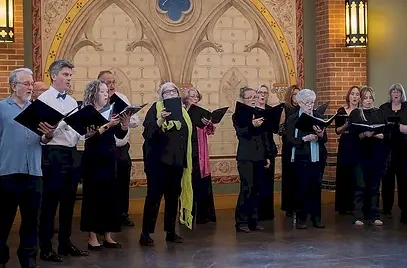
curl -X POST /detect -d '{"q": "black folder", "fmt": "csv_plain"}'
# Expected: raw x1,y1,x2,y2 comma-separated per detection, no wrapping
334,115,349,128
234,101,256,126
254,104,284,133
188,104,229,128
14,99,65,136
163,97,182,121
387,115,400,124
314,101,329,115
119,103,148,116
349,123,386,134
109,93,129,115
63,105,109,136
295,112,337,133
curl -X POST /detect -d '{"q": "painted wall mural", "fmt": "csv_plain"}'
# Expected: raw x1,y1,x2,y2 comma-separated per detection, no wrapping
32,0,304,187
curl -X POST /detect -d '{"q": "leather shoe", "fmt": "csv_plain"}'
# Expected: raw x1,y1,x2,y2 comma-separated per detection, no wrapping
236,226,250,233
40,250,63,262
139,233,154,246
122,217,135,227
103,241,122,248
58,244,89,257
249,225,264,231
165,232,183,243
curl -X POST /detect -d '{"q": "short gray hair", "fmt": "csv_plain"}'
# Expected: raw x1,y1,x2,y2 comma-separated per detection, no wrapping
388,83,406,103
9,68,33,86
48,59,74,82
295,89,316,103
157,82,179,101
83,80,106,107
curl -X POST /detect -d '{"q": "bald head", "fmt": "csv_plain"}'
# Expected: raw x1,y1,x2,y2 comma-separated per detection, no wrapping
34,81,48,92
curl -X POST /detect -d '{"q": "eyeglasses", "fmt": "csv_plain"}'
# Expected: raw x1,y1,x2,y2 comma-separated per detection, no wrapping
257,91,269,96
163,89,178,95
243,96,259,100
15,81,35,87
301,101,314,107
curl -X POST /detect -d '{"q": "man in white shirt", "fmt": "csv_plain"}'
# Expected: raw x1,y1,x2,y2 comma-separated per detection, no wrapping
37,60,89,262
98,70,139,227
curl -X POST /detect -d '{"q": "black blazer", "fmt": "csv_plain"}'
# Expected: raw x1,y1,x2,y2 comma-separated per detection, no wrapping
232,113,273,162
142,102,188,170
286,111,327,162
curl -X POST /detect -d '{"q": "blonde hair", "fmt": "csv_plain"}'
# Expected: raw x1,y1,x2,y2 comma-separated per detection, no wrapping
182,87,202,106
359,86,375,121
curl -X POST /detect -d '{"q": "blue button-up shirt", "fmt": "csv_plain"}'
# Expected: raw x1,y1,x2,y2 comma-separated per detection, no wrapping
0,97,43,176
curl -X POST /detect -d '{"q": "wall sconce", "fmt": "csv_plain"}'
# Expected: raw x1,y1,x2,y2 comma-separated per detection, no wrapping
0,0,14,43
345,0,367,47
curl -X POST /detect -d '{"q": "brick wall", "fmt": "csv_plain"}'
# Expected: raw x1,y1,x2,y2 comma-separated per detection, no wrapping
315,0,367,181
0,0,24,99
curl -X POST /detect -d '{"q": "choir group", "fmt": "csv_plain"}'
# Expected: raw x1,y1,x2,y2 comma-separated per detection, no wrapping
0,59,406,268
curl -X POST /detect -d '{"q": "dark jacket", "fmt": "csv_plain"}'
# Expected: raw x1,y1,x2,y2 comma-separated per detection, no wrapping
232,113,274,162
142,102,189,170
286,111,328,162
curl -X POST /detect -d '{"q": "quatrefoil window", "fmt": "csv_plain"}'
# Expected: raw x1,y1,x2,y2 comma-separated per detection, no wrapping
157,0,192,22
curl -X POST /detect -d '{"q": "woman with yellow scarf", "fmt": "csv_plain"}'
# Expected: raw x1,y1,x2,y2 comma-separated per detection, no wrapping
139,82,193,247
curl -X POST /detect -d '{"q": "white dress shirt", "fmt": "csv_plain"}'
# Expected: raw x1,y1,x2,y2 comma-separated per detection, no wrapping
113,92,139,147
37,86,81,147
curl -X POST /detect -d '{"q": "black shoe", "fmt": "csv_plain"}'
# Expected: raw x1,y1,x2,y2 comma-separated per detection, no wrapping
235,226,250,233
40,250,63,262
313,221,325,228
0,263,5,268
103,241,122,248
87,243,103,251
166,233,184,243
296,221,307,229
249,225,265,231
139,233,154,246
122,217,135,227
58,243,89,256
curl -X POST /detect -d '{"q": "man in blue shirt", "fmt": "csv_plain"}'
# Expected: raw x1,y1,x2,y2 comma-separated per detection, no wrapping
0,68,55,268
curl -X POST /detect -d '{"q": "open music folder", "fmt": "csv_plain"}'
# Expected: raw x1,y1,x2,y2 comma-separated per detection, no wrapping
14,99,66,136
63,105,109,136
109,93,148,116
188,104,229,128
295,112,337,133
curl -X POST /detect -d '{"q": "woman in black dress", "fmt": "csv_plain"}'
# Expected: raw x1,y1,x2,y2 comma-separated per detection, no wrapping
255,85,278,221
279,85,300,217
348,86,389,226
183,88,217,224
335,86,360,215
80,80,131,249
379,83,407,217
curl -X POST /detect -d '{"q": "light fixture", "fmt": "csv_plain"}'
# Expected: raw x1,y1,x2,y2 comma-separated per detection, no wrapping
0,0,14,43
345,0,367,47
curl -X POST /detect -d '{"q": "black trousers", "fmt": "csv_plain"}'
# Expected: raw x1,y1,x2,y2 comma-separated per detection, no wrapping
142,163,183,234
235,160,264,228
381,150,403,213
258,159,275,221
281,140,296,213
294,160,322,222
0,174,42,268
353,164,381,221
116,144,132,218
39,146,80,252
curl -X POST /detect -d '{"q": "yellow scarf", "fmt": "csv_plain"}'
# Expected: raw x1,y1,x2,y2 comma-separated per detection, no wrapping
155,101,194,229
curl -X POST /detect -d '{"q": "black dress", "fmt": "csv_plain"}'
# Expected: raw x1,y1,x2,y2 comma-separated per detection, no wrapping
379,102,406,214
280,104,300,214
334,107,355,213
80,124,128,235
348,108,390,222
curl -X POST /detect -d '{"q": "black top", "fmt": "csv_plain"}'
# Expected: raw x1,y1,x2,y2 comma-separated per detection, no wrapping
379,102,407,150
142,102,189,170
286,111,327,162
232,112,274,162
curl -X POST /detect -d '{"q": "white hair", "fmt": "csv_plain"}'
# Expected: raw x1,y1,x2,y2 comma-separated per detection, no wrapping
388,83,407,103
157,82,179,101
295,88,316,103
9,68,33,85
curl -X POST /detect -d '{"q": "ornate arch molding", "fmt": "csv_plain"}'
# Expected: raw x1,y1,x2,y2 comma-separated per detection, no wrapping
41,0,172,85
180,0,296,86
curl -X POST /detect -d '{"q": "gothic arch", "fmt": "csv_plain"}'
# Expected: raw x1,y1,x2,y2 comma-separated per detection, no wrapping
43,0,171,84
180,0,295,85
